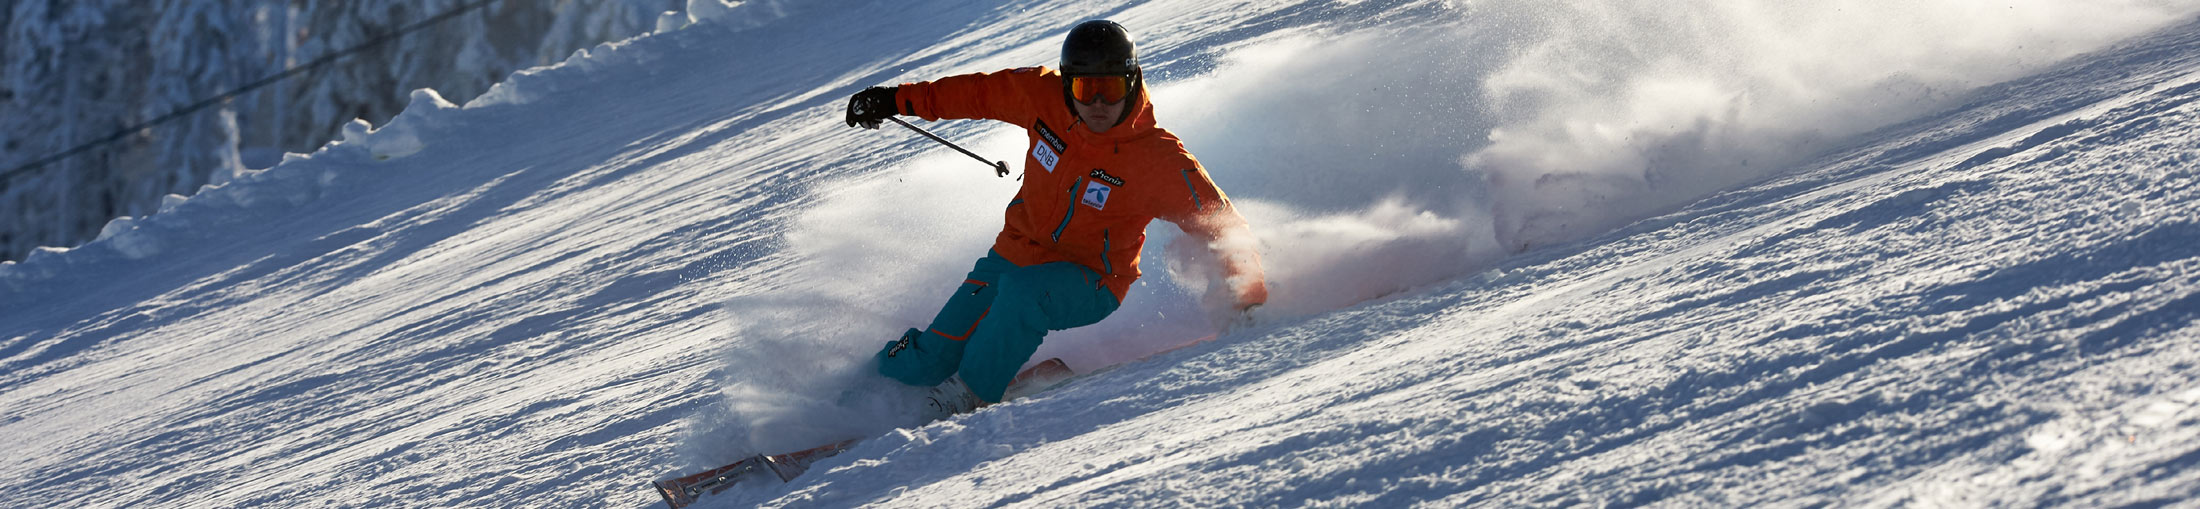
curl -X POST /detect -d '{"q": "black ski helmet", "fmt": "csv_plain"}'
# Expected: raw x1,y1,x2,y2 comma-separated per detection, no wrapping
1060,20,1143,126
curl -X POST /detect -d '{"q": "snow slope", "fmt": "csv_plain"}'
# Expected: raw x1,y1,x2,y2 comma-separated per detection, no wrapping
5,0,2200,507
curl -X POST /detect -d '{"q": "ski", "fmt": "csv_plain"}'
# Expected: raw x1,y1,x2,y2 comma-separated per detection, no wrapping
651,358,1077,508
652,439,858,508
1001,356,1074,401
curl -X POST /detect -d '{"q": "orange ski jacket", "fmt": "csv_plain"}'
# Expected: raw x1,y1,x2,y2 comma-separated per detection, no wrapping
894,67,1266,306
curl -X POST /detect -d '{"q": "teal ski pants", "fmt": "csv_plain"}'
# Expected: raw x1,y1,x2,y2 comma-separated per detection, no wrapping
876,250,1120,402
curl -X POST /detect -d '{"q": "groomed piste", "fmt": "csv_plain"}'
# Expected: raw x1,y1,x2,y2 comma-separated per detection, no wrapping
5,1,2200,507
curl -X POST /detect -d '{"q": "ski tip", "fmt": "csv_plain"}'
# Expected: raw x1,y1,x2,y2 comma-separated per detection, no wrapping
652,479,694,509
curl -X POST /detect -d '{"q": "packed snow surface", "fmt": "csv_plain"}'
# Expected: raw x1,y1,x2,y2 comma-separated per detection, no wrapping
6,1,2200,507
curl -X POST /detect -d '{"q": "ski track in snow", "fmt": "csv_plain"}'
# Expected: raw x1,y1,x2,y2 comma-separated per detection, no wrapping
4,0,2200,507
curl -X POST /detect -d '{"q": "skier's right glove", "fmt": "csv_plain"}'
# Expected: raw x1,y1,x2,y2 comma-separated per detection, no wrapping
845,86,900,129
1228,304,1261,332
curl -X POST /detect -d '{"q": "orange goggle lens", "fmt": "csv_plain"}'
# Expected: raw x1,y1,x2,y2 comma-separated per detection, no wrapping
1070,76,1132,104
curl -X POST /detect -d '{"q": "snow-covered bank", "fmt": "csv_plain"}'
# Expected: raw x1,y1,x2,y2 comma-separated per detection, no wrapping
5,0,2200,507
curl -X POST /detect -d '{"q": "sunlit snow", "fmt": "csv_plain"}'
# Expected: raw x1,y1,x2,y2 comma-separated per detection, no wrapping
5,1,2200,507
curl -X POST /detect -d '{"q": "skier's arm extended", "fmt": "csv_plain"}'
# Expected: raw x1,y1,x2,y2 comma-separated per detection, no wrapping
892,68,1055,127
1165,166,1268,311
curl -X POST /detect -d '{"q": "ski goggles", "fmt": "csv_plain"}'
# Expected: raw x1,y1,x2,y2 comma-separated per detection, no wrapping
1069,75,1133,104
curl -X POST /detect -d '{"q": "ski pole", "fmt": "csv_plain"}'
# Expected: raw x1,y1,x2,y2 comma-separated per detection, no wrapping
886,116,1011,178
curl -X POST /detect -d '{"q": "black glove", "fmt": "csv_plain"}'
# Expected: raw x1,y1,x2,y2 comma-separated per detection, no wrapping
845,86,899,129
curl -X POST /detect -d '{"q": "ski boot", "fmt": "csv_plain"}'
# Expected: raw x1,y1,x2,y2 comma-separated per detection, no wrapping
921,375,986,420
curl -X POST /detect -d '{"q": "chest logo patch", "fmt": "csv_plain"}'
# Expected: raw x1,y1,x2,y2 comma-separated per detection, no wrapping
1032,119,1068,173
1088,169,1126,187
1082,180,1113,210
1033,141,1060,173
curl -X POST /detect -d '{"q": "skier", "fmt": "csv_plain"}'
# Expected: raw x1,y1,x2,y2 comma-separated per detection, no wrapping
843,20,1268,410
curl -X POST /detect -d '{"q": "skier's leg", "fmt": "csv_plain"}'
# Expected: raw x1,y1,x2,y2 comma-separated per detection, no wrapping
958,261,1120,402
875,251,1020,386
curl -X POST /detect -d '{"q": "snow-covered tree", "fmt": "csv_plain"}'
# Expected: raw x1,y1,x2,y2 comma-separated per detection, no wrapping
2,0,153,256
145,0,263,203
